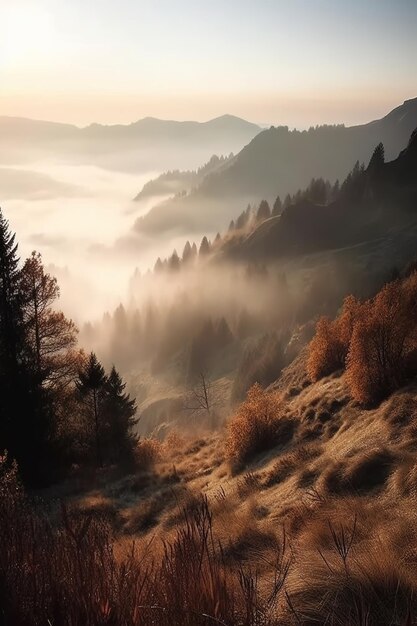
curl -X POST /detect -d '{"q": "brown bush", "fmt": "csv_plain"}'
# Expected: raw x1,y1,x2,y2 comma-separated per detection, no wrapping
308,276,417,404
347,280,417,404
307,296,361,382
225,383,295,468
135,437,162,470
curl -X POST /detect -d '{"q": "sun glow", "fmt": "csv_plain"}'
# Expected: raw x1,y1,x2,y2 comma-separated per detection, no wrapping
0,4,56,69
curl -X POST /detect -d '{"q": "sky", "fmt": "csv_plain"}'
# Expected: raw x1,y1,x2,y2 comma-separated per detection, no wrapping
0,0,416,128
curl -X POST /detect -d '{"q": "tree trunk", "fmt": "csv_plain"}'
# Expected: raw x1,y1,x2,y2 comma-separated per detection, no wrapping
93,389,102,467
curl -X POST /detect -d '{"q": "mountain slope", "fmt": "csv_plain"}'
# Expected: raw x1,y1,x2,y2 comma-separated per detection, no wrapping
222,125,417,261
134,98,417,235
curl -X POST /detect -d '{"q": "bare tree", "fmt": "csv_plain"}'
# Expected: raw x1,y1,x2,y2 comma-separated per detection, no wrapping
183,371,220,427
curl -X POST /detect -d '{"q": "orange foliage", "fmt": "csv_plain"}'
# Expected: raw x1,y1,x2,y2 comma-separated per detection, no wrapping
226,383,294,467
135,437,162,470
308,274,417,404
307,296,361,381
347,279,417,404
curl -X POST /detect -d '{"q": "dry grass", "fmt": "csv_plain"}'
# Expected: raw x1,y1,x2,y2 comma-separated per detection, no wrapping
135,436,163,470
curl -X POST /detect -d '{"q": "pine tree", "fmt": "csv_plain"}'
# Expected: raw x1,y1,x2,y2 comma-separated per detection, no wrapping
256,200,271,222
154,257,163,273
0,209,22,372
77,352,107,467
103,366,137,466
367,142,385,173
0,210,51,484
272,195,282,216
283,194,292,210
199,236,211,256
182,241,192,263
168,249,180,271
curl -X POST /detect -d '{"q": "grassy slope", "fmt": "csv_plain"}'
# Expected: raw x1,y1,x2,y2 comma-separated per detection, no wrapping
73,350,417,588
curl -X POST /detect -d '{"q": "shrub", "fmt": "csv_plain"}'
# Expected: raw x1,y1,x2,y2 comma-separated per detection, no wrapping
347,280,417,404
307,295,361,381
226,383,295,468
135,437,162,470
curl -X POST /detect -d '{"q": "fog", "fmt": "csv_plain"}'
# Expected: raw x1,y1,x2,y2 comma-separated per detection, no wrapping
2,159,212,322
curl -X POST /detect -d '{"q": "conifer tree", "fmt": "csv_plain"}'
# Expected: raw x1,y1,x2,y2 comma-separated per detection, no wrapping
272,195,282,216
283,194,292,210
169,249,180,271
0,210,50,484
368,142,385,173
77,352,107,467
103,366,137,465
154,257,163,273
256,200,271,222
199,236,211,256
182,240,192,263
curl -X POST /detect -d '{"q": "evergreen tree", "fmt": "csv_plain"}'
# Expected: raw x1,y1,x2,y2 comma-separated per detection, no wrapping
103,366,137,466
77,352,107,467
283,194,292,210
0,210,50,484
199,236,211,256
0,209,21,373
272,195,282,216
182,241,192,263
228,219,235,232
154,257,163,273
168,249,180,271
367,142,385,178
256,200,271,221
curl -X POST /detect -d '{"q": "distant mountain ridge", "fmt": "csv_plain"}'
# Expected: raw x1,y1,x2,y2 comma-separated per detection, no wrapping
0,114,260,142
0,114,261,173
133,98,417,236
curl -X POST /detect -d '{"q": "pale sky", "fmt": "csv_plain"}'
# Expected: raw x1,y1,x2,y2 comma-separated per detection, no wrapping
0,0,416,128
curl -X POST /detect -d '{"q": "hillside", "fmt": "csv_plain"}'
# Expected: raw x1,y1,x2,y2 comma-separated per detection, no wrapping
134,98,417,235
220,126,417,260
9,343,417,624
133,154,231,202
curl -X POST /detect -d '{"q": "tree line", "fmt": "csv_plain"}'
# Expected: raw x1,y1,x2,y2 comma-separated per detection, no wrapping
0,209,137,486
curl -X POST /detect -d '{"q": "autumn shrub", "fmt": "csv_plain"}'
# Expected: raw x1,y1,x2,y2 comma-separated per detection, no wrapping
347,279,417,404
226,383,295,468
307,295,361,381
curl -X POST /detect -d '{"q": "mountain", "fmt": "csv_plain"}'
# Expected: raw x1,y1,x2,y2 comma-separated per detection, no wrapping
133,154,231,202
221,127,417,261
134,98,417,236
0,114,261,172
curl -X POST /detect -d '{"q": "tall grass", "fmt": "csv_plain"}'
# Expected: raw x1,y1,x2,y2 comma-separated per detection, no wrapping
2,454,417,625
0,456,282,626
